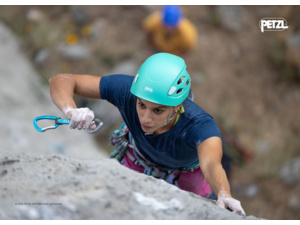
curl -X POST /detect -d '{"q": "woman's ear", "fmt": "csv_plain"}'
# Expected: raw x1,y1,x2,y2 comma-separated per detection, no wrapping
175,104,182,112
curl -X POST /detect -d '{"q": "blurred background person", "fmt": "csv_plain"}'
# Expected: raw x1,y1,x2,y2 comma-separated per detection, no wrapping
143,5,198,55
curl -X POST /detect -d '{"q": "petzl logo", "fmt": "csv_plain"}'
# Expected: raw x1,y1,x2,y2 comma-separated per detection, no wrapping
259,18,288,33
145,87,153,92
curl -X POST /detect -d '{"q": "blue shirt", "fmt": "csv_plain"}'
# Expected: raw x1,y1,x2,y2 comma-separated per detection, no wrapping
100,74,221,169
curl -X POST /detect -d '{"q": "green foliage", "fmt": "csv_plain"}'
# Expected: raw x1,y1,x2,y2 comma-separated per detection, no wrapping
209,9,221,27
0,10,27,36
216,107,234,132
269,38,300,82
101,55,115,68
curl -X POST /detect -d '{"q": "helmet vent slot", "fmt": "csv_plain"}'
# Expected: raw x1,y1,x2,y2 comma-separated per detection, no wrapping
185,79,190,86
176,88,183,95
177,77,185,85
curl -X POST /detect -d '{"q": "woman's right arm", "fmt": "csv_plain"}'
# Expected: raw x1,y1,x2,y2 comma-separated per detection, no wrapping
49,73,101,130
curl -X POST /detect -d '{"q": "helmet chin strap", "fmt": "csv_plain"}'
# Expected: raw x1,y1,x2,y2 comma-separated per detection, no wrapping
144,106,177,136
164,106,176,126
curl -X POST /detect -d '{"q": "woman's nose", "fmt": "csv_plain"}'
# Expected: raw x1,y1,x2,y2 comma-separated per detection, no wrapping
141,110,152,123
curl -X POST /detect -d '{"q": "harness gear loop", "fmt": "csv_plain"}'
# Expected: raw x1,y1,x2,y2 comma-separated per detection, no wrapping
109,123,133,161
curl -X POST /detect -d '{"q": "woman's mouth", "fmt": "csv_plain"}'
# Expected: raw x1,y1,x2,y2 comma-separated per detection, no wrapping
141,124,152,130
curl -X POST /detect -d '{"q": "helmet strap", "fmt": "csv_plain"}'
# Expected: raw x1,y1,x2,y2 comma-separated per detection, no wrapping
164,106,175,126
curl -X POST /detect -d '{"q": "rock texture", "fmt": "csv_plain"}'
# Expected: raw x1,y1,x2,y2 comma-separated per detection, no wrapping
279,157,300,185
0,153,258,220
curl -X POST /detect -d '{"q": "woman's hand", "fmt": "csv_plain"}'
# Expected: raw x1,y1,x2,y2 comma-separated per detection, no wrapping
63,107,95,130
216,191,246,216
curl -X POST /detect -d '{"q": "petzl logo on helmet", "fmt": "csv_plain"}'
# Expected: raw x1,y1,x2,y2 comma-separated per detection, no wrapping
145,87,153,92
259,18,288,33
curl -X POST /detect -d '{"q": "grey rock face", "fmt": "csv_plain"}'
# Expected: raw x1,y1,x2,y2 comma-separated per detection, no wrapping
0,153,259,220
0,21,105,160
288,32,300,51
279,157,300,185
109,60,138,76
217,6,245,31
58,43,91,60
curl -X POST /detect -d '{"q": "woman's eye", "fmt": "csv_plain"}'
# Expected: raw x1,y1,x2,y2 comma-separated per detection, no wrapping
154,109,162,114
138,102,145,108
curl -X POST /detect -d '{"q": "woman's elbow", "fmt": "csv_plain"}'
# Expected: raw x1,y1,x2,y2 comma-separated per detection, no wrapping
49,74,72,85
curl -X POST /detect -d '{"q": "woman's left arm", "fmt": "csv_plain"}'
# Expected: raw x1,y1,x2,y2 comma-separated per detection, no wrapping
197,137,246,216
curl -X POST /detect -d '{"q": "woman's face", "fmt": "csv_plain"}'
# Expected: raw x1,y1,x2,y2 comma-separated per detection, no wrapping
136,98,179,134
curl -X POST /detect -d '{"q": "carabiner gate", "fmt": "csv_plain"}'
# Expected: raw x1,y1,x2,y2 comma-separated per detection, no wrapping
33,116,61,132
87,118,103,134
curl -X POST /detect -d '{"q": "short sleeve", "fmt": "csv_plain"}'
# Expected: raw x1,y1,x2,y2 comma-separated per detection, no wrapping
100,74,134,108
185,115,222,149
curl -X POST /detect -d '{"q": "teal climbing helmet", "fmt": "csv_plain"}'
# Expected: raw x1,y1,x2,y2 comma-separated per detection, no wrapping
130,53,191,106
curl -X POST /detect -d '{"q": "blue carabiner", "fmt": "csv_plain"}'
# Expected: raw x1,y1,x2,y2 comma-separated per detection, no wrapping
33,116,70,132
33,115,103,133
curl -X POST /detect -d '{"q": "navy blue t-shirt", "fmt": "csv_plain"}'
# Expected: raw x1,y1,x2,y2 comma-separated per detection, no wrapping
100,74,221,169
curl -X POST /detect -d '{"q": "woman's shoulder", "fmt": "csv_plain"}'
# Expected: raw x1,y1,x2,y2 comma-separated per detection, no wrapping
180,100,221,143
100,74,135,102
101,74,134,88
102,74,134,81
182,100,213,122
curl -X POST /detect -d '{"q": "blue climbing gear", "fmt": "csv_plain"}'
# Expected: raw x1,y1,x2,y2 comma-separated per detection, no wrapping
110,123,199,183
109,123,133,162
33,115,103,134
